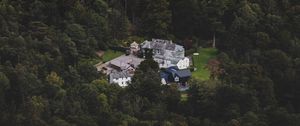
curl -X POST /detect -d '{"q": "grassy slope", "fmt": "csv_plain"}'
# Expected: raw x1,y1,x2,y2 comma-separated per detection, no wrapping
102,50,123,62
192,48,218,80
82,57,102,65
180,92,188,101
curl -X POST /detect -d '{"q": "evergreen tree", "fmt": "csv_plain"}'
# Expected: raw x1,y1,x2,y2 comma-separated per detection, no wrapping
140,0,171,38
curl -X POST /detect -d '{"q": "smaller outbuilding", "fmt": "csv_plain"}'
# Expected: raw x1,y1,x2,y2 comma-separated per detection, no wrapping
109,71,132,87
160,66,192,86
130,41,140,55
173,69,192,83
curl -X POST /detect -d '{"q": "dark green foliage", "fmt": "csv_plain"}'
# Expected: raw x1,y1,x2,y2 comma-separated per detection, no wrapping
138,58,159,72
143,48,153,59
0,0,300,126
162,84,181,112
140,0,171,38
187,80,217,117
0,72,9,108
125,0,172,38
129,60,161,102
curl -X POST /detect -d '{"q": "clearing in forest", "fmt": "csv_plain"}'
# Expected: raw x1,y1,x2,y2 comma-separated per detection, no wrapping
102,50,124,62
192,48,218,81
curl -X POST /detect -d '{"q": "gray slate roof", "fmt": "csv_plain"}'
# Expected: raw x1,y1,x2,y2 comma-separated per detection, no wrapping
109,71,132,83
165,43,176,50
141,39,181,51
141,39,186,67
174,69,192,78
107,55,144,69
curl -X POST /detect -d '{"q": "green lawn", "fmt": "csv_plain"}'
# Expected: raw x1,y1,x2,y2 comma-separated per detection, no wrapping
180,92,188,101
102,50,123,62
78,55,102,66
192,48,218,80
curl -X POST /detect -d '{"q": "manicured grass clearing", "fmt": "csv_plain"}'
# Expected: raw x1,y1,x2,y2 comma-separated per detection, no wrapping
181,92,188,101
192,48,218,80
102,50,123,62
85,57,101,65
79,55,101,65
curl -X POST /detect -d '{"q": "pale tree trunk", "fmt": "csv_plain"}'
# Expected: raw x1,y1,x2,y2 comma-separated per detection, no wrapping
213,32,216,48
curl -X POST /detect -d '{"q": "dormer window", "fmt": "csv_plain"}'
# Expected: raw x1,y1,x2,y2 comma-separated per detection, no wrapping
175,76,179,82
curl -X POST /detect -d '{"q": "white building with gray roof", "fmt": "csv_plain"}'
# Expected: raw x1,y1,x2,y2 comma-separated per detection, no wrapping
141,39,190,69
99,55,144,87
109,71,132,87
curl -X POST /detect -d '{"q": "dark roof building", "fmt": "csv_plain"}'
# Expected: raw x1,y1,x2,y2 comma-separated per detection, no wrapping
174,69,192,78
161,66,192,83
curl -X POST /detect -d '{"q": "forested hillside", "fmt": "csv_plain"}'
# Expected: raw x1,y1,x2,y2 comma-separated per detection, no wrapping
0,0,299,126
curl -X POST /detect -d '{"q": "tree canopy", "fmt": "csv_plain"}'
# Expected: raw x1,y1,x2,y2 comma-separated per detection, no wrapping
0,0,300,126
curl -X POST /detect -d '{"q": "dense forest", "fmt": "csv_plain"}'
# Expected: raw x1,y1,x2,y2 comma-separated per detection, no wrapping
0,0,300,126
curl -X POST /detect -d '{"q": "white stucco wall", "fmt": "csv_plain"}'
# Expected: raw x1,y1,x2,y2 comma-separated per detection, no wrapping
177,57,190,69
113,77,131,87
161,78,167,85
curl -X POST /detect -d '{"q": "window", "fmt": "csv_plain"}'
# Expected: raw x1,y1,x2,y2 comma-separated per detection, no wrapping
175,76,179,82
